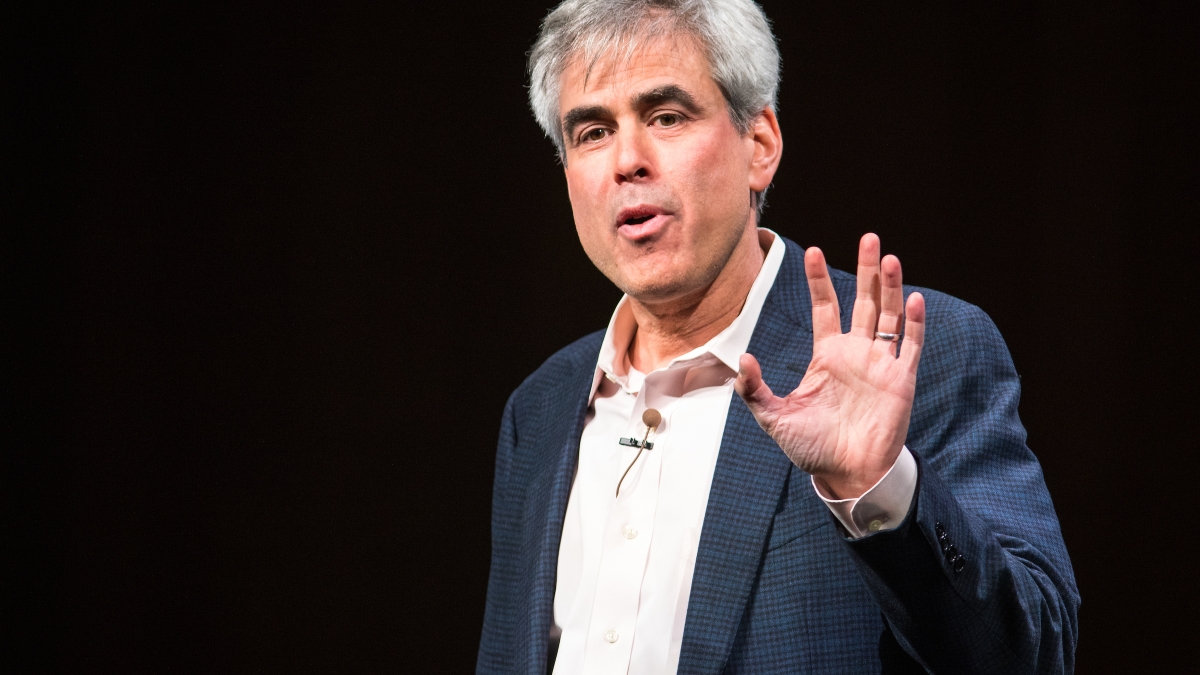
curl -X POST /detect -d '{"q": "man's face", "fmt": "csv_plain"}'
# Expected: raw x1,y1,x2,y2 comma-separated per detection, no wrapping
558,35,775,303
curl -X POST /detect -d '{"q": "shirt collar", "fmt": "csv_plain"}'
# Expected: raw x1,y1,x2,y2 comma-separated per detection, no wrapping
590,228,786,400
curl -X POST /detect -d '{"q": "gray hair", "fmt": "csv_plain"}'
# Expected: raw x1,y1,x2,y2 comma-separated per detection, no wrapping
528,0,781,157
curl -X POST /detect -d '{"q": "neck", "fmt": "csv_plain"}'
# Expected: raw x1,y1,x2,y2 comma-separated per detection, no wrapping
627,227,768,373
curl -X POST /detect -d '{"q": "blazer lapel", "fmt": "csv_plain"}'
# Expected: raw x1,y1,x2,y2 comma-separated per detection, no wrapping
516,364,594,675
677,239,816,674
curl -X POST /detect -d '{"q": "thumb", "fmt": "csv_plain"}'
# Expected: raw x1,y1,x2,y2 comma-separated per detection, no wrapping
735,353,781,421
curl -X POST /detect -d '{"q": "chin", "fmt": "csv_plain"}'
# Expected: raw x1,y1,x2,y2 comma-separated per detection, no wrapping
617,267,698,303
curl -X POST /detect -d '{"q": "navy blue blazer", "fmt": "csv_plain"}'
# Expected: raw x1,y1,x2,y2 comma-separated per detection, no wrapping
478,237,1079,674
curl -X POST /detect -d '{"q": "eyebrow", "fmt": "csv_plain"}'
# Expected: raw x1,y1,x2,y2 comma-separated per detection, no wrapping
560,84,705,144
630,84,702,116
561,105,612,145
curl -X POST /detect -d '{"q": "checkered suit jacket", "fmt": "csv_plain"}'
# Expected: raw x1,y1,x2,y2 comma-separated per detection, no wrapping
477,236,1079,674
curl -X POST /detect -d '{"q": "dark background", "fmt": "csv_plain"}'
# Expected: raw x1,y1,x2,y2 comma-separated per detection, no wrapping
5,1,1196,672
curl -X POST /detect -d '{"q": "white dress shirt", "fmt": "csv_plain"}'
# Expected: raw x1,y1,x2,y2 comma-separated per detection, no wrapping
552,229,917,674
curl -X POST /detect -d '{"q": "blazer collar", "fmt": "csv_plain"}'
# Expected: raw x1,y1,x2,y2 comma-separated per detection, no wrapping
516,357,595,675
677,237,816,673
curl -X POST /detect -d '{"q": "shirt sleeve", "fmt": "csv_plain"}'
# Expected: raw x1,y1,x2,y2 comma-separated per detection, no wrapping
811,446,918,539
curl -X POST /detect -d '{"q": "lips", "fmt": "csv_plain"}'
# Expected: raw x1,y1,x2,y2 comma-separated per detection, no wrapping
616,205,672,239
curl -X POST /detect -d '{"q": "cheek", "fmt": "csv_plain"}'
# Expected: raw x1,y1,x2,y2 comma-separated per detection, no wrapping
674,133,749,213
566,159,612,212
565,168,601,231
564,166,613,261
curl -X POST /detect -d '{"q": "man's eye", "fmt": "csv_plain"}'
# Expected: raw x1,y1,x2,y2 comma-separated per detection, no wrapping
581,128,607,143
656,114,681,127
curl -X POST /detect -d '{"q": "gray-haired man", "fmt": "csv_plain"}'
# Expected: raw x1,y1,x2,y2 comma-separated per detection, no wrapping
479,1,1079,673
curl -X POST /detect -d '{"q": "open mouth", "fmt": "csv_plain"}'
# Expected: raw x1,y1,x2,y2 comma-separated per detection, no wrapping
616,205,670,236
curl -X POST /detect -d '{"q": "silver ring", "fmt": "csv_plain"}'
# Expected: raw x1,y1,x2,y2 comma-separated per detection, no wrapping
874,331,900,341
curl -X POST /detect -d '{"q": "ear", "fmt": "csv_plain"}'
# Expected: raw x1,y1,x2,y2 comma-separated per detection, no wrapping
747,107,783,192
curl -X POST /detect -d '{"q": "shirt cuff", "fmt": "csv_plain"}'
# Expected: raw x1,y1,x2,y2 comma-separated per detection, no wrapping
811,446,918,539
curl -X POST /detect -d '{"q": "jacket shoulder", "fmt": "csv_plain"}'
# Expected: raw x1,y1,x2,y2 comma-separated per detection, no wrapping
890,285,1027,470
508,330,604,414
906,285,1014,371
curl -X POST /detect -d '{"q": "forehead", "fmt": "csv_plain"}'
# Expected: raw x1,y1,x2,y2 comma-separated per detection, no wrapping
558,34,717,108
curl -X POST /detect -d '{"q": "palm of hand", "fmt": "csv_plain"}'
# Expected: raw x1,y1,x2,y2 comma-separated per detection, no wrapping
736,234,926,499
770,331,916,484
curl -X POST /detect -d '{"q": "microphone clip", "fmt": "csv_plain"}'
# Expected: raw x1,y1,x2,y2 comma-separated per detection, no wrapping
615,408,663,498
618,437,654,450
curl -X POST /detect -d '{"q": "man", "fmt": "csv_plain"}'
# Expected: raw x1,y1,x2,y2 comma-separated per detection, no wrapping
479,1,1079,673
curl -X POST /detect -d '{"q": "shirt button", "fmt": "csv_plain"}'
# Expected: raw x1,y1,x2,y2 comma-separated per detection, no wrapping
868,519,883,532
604,629,619,643
623,526,638,540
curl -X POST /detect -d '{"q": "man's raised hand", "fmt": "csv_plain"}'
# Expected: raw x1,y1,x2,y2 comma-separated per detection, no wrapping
734,234,926,499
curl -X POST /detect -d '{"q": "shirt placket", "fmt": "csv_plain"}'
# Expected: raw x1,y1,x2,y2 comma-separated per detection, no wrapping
581,387,665,675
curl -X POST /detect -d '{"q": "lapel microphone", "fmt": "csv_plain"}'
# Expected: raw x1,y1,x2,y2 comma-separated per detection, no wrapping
615,408,662,498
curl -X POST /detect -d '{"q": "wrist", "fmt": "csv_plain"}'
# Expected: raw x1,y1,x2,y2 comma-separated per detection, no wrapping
812,447,919,538
813,452,900,500
813,472,884,501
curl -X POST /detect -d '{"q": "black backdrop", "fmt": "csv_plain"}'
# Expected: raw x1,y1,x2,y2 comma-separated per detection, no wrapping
6,1,1196,672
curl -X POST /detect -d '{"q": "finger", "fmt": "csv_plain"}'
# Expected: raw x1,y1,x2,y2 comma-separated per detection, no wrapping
876,254,904,354
850,233,881,338
900,292,925,373
735,353,784,429
804,247,842,340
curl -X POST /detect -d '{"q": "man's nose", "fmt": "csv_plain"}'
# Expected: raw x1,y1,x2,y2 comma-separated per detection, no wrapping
612,128,654,184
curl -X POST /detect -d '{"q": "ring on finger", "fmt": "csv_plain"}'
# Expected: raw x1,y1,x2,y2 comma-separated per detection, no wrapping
874,331,900,341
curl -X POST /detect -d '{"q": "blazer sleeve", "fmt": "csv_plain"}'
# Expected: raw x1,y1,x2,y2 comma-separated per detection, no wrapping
839,298,1080,675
